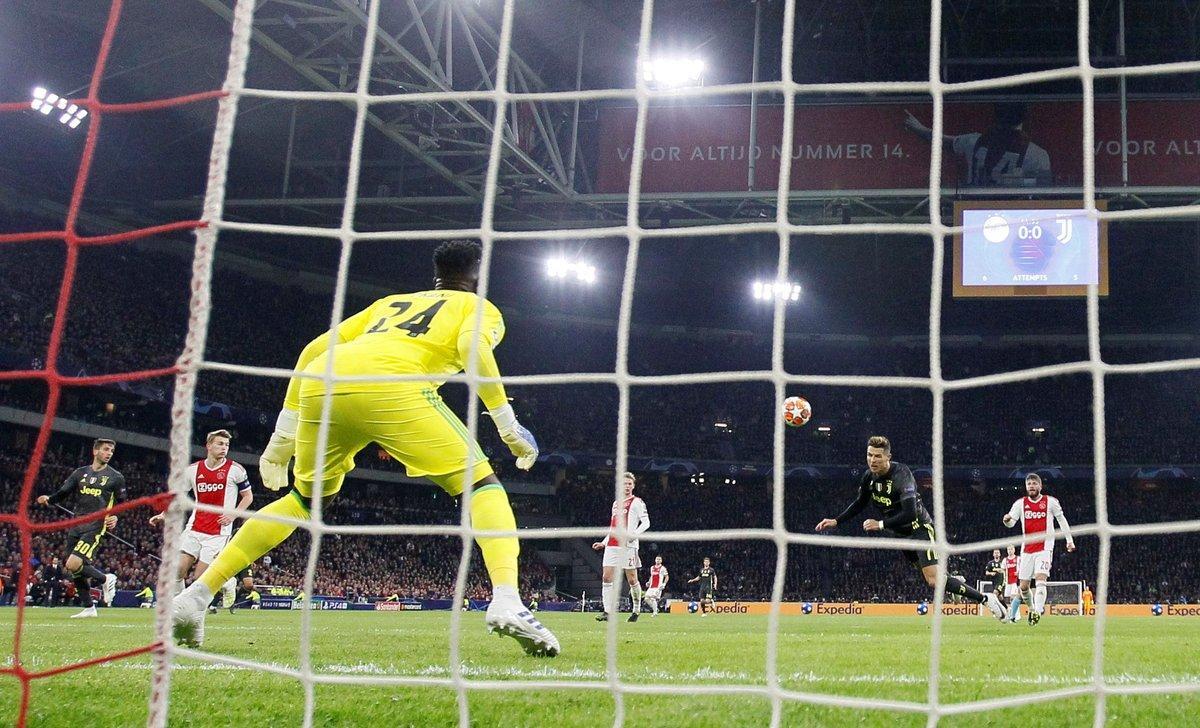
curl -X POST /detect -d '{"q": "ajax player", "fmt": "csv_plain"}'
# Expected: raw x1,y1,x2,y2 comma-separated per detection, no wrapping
643,555,668,616
150,429,252,604
1002,473,1075,625
592,472,650,623
172,240,558,656
817,436,1007,620
1002,545,1021,622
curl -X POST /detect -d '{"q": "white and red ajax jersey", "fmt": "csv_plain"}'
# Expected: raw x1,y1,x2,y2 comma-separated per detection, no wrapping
1003,555,1018,585
185,458,250,536
606,496,649,550
1006,494,1072,554
648,564,668,589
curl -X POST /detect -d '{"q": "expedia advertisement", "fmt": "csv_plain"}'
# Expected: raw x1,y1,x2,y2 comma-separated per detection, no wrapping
666,601,1200,616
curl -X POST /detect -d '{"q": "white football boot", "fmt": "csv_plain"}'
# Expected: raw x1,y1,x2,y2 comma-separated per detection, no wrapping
103,573,117,605
485,587,559,657
70,605,98,618
171,583,212,648
985,593,1007,621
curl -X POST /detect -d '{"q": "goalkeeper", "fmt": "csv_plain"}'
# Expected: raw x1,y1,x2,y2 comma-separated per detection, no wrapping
172,240,559,656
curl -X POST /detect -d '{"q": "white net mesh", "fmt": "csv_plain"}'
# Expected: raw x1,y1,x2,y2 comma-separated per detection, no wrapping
144,0,1200,726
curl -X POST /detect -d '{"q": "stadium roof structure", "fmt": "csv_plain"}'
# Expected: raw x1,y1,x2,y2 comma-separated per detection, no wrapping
5,0,1200,237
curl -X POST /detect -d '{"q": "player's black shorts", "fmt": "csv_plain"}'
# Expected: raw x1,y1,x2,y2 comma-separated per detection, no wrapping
698,585,713,600
992,579,1005,593
898,523,938,570
67,524,105,564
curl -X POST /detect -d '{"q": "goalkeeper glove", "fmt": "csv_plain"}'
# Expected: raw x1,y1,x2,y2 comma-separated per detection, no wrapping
488,404,538,470
259,407,298,491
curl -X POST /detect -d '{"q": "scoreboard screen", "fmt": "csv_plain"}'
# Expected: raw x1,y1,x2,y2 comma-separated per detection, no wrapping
953,200,1109,298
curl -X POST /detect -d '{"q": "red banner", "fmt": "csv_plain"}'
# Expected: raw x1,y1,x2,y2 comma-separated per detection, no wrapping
595,100,1200,193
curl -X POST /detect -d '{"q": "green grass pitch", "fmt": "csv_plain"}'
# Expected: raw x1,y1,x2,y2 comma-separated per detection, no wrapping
2,608,1198,726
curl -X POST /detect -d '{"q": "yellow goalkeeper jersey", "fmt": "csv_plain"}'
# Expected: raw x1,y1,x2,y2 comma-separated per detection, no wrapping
285,289,506,408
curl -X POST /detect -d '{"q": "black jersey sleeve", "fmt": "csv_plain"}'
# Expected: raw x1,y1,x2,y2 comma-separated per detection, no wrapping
47,468,84,505
834,474,872,524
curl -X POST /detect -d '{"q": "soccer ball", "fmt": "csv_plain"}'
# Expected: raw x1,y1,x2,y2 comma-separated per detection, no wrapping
688,601,699,613
1151,603,1163,616
917,602,929,615
801,602,813,614
782,396,812,427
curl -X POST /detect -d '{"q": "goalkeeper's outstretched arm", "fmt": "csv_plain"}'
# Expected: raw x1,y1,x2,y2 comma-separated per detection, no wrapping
459,319,539,471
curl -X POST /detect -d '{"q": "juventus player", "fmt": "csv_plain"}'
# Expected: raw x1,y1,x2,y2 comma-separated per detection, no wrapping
150,430,253,600
817,436,1007,620
591,472,650,623
643,555,668,616
1002,473,1075,625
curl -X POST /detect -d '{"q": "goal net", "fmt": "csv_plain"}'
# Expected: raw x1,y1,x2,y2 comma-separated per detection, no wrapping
976,581,1084,614
2,0,1200,726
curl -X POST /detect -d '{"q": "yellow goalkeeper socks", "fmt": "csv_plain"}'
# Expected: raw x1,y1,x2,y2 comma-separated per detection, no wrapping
199,491,309,593
471,484,519,588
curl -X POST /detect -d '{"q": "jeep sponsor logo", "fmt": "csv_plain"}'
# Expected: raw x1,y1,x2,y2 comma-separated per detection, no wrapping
80,486,103,497
1167,604,1200,617
816,603,864,615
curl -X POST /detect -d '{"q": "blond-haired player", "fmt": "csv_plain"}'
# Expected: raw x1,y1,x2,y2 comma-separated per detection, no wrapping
1003,473,1075,625
592,472,650,623
150,429,252,601
172,240,558,656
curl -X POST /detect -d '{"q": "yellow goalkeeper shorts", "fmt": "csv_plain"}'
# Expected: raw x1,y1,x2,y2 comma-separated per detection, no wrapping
293,386,493,498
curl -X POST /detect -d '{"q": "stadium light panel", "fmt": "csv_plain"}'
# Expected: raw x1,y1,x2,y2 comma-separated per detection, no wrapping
545,257,596,285
641,57,705,88
751,280,801,302
30,86,87,129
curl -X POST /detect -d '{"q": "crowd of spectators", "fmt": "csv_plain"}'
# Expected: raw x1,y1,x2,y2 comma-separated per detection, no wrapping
2,245,1199,606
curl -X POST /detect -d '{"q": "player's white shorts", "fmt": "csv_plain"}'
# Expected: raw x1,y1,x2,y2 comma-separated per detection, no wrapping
644,587,663,601
179,530,229,564
602,545,641,569
1004,583,1019,599
1018,551,1052,580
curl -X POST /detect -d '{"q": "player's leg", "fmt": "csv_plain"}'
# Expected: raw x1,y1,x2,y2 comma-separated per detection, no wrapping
911,527,1004,619
597,564,618,619
1016,554,1039,624
381,388,519,594
391,389,556,655
1033,561,1051,616
176,549,197,596
1005,583,1022,622
626,566,641,622
65,528,105,614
